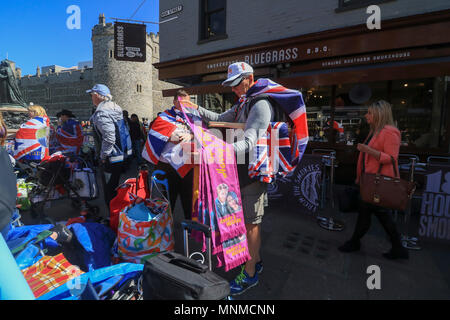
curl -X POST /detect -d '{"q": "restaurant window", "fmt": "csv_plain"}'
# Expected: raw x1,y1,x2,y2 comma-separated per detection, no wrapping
199,0,227,43
303,86,334,143
390,77,448,151
333,81,388,145
199,92,235,113
308,78,449,151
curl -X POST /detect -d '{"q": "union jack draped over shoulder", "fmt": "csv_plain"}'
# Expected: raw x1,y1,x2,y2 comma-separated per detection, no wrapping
142,107,199,178
55,118,84,155
14,116,50,162
246,78,309,183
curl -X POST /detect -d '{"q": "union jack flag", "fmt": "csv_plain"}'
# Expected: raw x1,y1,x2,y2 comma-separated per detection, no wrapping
14,116,50,162
245,78,309,182
55,118,84,155
142,107,197,178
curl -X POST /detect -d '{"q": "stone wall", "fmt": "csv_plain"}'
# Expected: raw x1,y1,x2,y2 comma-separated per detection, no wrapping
19,68,94,120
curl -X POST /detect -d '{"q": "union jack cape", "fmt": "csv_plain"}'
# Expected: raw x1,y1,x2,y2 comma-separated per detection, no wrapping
55,118,84,155
14,116,50,162
142,107,197,177
245,78,309,183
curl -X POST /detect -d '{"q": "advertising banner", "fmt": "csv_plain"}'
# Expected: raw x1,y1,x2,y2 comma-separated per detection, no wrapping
418,165,450,242
268,154,323,215
114,22,146,62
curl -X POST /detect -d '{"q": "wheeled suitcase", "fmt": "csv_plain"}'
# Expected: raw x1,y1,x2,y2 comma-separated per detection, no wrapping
142,220,230,300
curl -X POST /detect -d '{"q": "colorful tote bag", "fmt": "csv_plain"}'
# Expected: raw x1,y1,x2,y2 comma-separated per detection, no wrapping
115,198,174,264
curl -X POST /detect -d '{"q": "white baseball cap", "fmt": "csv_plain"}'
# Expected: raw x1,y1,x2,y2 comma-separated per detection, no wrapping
222,62,254,87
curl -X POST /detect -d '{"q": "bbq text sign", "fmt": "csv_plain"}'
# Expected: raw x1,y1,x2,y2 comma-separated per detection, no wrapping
114,22,146,62
419,167,450,241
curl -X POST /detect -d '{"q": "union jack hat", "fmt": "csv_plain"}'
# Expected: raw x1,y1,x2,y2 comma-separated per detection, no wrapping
222,62,254,87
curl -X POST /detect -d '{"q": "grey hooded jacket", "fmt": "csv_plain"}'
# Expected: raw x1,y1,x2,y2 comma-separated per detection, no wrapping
90,100,128,161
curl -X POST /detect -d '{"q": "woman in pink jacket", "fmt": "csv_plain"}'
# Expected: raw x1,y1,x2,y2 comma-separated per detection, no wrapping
339,100,409,260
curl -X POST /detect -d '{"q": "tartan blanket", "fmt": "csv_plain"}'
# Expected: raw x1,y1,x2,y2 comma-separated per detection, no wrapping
21,253,83,298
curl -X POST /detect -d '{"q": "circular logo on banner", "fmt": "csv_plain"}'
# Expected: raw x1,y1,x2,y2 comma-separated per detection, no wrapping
293,164,322,214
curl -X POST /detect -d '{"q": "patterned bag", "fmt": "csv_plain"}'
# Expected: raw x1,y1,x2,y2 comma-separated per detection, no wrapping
114,198,174,264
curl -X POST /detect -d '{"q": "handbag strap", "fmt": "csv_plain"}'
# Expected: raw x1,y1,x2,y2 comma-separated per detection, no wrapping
363,152,399,178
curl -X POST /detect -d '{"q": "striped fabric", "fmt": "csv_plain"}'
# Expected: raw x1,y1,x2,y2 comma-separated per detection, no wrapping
21,253,83,298
249,122,294,183
245,78,309,182
14,116,50,161
55,118,84,155
142,107,196,178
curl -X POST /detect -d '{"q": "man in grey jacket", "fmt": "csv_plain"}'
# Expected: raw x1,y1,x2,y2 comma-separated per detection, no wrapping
182,62,273,295
87,84,131,207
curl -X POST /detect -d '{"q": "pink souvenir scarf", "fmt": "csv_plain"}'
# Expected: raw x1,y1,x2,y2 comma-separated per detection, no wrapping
180,103,250,272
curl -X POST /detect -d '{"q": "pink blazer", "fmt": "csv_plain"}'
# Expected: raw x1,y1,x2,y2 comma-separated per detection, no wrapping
356,125,400,184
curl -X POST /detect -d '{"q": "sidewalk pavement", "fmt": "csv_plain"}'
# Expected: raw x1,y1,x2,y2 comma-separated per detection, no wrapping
172,197,450,300
21,162,450,300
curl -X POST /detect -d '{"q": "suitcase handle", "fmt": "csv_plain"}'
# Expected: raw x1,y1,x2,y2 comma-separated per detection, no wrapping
161,252,208,274
181,220,211,237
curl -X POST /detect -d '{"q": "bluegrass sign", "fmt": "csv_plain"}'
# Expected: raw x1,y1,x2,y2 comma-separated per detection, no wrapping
114,22,146,62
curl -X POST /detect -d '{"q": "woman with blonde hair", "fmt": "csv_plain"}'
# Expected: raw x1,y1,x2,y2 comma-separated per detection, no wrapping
339,100,409,260
14,104,50,162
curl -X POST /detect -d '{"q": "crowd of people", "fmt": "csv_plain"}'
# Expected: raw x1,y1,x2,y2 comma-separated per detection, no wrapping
0,61,409,297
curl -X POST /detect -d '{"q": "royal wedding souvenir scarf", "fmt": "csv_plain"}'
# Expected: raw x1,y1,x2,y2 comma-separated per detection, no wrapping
180,103,250,272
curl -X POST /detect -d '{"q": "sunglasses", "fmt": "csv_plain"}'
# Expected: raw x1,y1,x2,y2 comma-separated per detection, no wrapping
231,77,245,88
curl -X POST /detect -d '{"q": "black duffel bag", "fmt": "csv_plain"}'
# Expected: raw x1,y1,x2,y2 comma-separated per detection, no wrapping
142,252,230,300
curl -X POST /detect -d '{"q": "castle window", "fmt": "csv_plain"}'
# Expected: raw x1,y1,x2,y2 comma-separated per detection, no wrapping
137,84,143,93
109,50,113,58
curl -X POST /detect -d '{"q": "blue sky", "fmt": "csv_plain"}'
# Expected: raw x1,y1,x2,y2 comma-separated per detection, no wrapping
0,0,159,76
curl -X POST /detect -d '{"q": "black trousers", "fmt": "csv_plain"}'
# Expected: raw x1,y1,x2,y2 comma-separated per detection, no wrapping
100,161,124,209
155,162,193,220
350,201,403,248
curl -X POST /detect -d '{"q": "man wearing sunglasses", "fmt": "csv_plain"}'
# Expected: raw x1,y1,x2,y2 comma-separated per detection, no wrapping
182,62,274,295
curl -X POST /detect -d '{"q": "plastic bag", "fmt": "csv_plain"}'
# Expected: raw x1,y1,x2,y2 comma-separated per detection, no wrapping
114,198,174,264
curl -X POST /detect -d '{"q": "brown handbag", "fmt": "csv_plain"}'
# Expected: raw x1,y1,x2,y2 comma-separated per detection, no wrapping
359,155,416,211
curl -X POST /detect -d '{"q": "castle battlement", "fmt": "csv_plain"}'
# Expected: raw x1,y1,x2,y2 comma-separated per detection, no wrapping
20,68,93,85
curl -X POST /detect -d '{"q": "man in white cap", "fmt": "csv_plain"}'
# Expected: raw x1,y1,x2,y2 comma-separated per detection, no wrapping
182,62,274,295
87,84,132,208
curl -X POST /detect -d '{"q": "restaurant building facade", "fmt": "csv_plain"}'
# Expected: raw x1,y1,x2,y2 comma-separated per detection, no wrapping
156,0,450,184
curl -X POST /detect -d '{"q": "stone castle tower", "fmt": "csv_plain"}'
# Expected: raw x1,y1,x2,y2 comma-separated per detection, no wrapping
93,14,157,118
18,14,177,120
